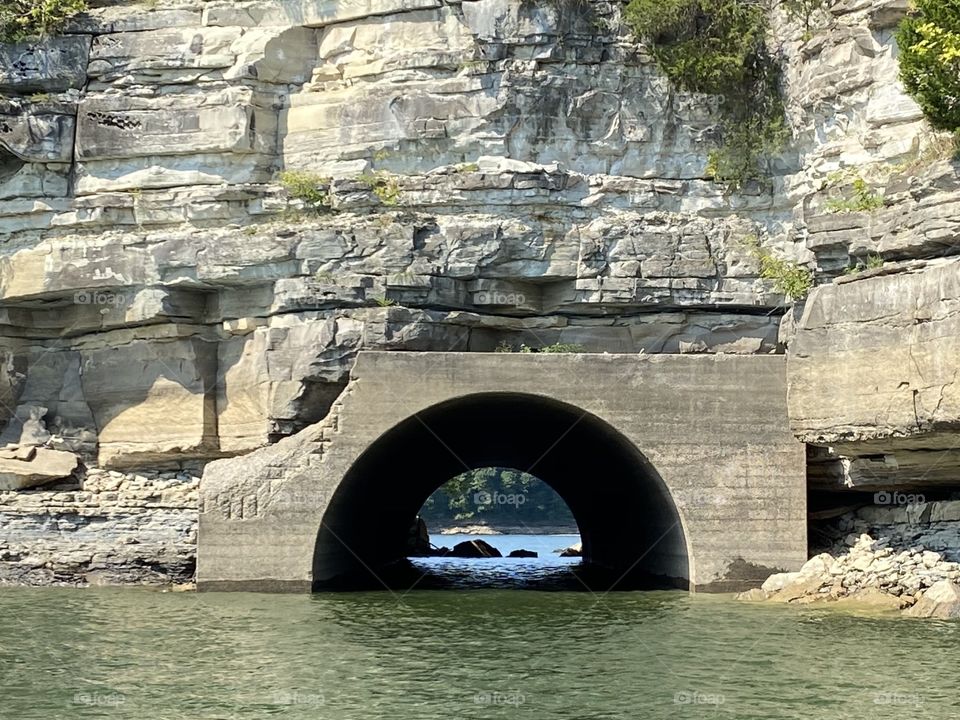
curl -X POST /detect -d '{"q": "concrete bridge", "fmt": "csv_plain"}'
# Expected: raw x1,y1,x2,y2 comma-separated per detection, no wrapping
197,352,807,592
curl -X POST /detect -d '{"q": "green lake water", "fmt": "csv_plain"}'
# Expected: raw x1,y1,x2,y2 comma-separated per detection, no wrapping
2,583,958,719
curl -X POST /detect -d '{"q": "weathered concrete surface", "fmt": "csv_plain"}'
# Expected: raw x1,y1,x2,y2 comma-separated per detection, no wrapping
789,258,960,488
198,352,807,592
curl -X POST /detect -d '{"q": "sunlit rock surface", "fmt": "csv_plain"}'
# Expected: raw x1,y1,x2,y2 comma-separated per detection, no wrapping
0,0,959,585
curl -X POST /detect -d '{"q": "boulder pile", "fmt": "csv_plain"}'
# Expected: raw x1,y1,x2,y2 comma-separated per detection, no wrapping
740,533,960,618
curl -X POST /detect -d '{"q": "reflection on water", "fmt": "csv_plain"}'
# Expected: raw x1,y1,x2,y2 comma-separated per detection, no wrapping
2,584,959,720
4,533,960,719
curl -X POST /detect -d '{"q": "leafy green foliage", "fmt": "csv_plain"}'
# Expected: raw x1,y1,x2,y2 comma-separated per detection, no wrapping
826,177,885,213
277,170,332,212
743,236,813,301
781,0,829,32
897,0,960,132
625,0,788,189
844,254,885,275
758,253,812,300
419,468,576,528
358,172,403,206
0,0,86,43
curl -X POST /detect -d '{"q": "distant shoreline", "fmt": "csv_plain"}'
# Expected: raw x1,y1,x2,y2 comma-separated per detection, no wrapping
433,525,579,536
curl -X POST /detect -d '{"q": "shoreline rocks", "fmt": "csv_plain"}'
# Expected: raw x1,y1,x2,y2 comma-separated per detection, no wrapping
904,579,960,619
739,533,960,617
0,446,79,491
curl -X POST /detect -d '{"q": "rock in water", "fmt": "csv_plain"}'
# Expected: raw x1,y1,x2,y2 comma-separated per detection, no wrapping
406,516,432,557
835,588,903,612
904,580,960,619
559,542,582,557
449,539,502,558
508,549,537,558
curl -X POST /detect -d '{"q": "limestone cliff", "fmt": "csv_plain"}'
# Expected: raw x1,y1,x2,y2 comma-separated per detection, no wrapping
0,0,958,584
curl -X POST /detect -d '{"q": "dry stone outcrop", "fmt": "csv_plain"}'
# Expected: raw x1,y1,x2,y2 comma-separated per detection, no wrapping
0,467,198,586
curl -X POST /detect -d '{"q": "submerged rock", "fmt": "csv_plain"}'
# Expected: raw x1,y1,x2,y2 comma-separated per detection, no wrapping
508,549,538,558
406,516,432,557
834,588,905,612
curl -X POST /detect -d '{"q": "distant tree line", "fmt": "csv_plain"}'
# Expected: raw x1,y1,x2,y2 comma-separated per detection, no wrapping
419,468,577,530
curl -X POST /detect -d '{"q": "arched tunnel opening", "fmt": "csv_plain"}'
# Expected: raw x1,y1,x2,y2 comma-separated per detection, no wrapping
312,393,689,591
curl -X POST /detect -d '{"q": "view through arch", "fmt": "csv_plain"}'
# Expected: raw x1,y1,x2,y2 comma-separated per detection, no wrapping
406,468,583,589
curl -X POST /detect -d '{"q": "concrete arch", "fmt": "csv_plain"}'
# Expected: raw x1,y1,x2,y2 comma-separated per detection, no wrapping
312,392,691,589
198,352,806,592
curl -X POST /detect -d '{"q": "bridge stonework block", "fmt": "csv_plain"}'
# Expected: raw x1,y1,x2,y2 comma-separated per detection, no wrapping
197,352,807,592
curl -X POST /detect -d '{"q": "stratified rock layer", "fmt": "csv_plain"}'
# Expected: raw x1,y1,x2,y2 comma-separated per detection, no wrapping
790,259,960,486
0,468,198,586
1,0,952,471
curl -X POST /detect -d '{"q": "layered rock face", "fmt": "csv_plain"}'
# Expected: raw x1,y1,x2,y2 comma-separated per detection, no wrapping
0,467,198,585
1,0,817,470
791,259,960,487
0,0,958,585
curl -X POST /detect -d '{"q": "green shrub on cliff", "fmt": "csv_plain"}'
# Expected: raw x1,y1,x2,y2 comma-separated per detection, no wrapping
742,236,812,301
825,176,885,213
0,0,87,43
897,0,960,133
625,0,788,189
278,170,332,212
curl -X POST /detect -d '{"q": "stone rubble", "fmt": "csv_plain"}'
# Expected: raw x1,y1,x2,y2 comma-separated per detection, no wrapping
741,500,960,617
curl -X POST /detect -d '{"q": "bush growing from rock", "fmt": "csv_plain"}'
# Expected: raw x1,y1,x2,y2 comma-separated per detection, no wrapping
277,170,332,212
0,0,87,43
897,0,960,133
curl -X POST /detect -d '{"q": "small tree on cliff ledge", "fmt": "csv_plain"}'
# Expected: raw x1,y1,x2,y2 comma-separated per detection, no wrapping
0,0,87,43
898,0,960,134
